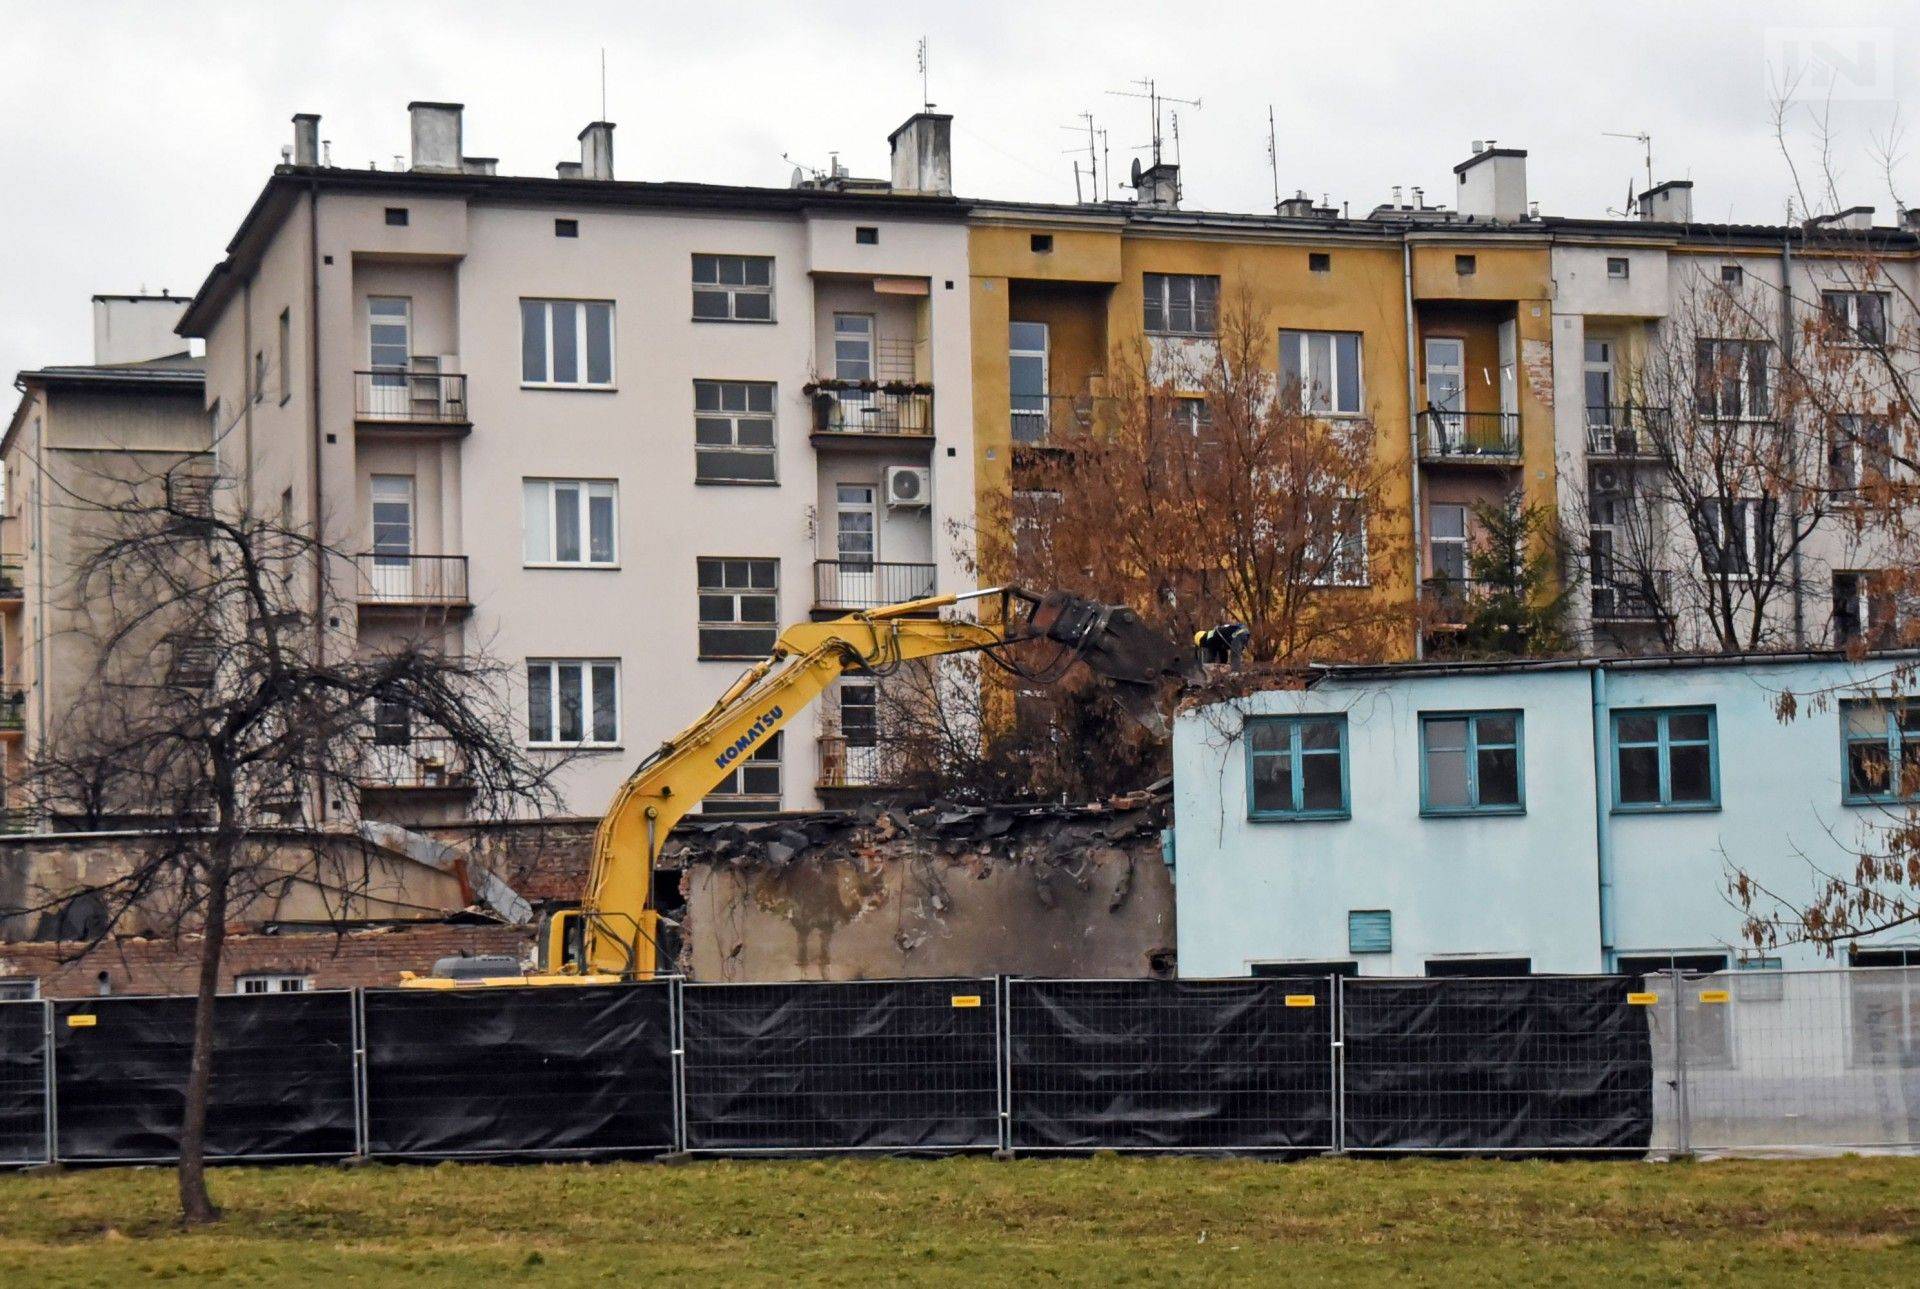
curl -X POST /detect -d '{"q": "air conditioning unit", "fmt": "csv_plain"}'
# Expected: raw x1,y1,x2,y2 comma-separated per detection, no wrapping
884,465,930,509
1591,466,1620,493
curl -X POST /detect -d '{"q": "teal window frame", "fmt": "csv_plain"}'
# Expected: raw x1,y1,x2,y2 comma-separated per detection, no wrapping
1840,699,1920,806
1418,709,1526,817
1245,714,1350,822
1610,705,1720,813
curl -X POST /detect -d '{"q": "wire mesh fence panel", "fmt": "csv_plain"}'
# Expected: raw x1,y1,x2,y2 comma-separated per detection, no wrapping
0,1002,49,1166
1007,977,1336,1152
682,979,1000,1152
52,992,358,1163
1342,976,1654,1153
1647,966,1920,1156
362,982,675,1158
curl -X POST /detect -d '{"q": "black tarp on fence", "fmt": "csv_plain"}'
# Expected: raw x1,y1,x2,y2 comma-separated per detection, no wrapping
52,992,358,1162
1341,976,1654,1152
0,1002,49,1166
682,979,1000,1152
1008,977,1336,1151
362,982,675,1158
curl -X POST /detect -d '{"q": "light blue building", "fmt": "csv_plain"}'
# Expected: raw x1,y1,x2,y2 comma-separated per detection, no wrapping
1171,651,1920,978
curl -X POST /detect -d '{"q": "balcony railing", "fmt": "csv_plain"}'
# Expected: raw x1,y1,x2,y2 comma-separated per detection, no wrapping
1421,576,1496,627
1591,571,1672,622
0,808,34,834
814,560,936,612
808,382,934,436
1586,405,1670,458
354,369,469,423
358,735,470,790
1420,409,1520,462
354,554,470,608
0,559,22,601
0,687,24,732
817,734,889,789
1011,393,1116,448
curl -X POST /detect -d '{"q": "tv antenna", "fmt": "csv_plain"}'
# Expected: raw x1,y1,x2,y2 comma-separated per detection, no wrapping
600,47,608,121
1604,130,1653,195
916,37,933,110
1106,78,1201,175
1266,105,1281,212
1062,112,1103,203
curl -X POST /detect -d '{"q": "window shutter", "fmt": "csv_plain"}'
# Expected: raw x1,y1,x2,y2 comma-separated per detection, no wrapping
1348,909,1393,955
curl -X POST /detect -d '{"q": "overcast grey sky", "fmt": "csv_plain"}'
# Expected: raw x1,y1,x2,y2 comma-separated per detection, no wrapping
2,0,1916,383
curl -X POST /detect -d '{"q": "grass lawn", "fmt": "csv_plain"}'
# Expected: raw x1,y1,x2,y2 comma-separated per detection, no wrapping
1,1154,1917,1285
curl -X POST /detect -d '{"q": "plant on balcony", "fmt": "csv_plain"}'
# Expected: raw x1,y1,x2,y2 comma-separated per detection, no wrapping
1433,492,1575,659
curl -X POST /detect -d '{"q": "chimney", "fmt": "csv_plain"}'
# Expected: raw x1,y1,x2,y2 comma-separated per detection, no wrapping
578,121,615,180
1277,189,1316,218
1135,161,1180,209
92,294,191,365
888,111,953,196
1453,143,1528,221
1903,207,1920,232
408,101,464,174
1637,180,1694,223
291,113,320,167
462,156,498,176
1832,205,1874,230
556,161,584,180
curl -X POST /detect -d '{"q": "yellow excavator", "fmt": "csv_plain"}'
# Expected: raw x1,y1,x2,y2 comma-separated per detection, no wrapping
411,586,1197,986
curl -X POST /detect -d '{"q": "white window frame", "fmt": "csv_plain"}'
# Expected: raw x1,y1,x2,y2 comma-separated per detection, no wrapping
1822,290,1890,347
522,478,620,568
520,298,616,389
704,730,783,813
692,254,775,323
1279,330,1365,416
1696,496,1774,580
1311,497,1370,587
0,977,39,1001
1429,501,1469,581
1695,338,1771,420
693,380,778,484
526,658,622,748
1143,273,1219,336
237,973,311,995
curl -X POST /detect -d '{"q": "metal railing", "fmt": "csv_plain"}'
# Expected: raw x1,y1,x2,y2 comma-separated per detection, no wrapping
1421,575,1496,626
0,559,22,600
0,687,23,731
0,808,33,834
357,735,470,790
1585,405,1670,458
1592,571,1672,623
816,734,888,789
354,554,470,608
813,559,936,611
354,369,469,423
1420,409,1520,460
1010,393,1116,448
808,382,934,436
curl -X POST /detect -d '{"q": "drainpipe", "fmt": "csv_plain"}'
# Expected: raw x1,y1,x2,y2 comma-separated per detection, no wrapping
1403,236,1425,660
1780,231,1805,646
1591,664,1614,969
307,180,327,814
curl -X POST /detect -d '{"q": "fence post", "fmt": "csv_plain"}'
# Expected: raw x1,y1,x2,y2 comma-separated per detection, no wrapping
1669,968,1693,1158
994,975,1012,1156
351,988,369,1159
1330,973,1346,1155
41,999,56,1166
670,978,688,1154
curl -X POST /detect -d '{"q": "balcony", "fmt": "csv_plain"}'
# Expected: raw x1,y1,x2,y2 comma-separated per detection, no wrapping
354,554,471,615
1010,393,1117,451
0,687,23,735
1586,406,1669,459
816,734,888,790
1421,576,1496,629
0,559,21,606
354,369,470,434
807,381,934,444
1592,571,1672,624
1420,410,1520,464
356,735,470,792
813,560,937,615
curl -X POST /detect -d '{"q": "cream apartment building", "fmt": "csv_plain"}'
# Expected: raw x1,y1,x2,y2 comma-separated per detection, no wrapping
176,103,975,821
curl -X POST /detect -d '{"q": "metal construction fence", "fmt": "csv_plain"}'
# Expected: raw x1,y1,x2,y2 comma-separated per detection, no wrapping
0,966,1915,1166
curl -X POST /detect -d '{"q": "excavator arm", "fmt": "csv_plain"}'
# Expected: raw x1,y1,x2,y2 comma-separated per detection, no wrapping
541,586,1191,980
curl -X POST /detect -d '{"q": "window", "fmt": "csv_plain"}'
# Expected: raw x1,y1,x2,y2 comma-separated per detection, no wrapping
277,308,291,403
1841,700,1920,803
555,218,579,238
368,475,414,594
1828,414,1892,497
694,381,777,483
1821,290,1889,346
526,659,621,746
0,978,38,1001
1692,496,1776,578
1720,264,1744,287
1030,233,1054,253
521,299,615,387
237,973,311,994
252,349,266,403
1278,330,1363,415
1425,958,1531,977
1584,339,1614,423
1612,707,1718,811
1833,572,1898,648
692,254,774,321
1311,498,1369,587
704,731,782,814
1454,254,1476,275
371,697,411,748
384,207,409,226
1256,961,1358,979
855,226,878,245
1420,711,1524,815
1308,252,1331,273
697,557,778,658
1009,321,1050,444
1246,714,1349,821
1142,273,1218,335
1607,257,1630,279
523,479,618,566
1694,338,1770,418
834,484,875,569
838,680,878,749
1348,910,1392,955
1848,947,1920,1067
1429,502,1468,582
368,296,411,376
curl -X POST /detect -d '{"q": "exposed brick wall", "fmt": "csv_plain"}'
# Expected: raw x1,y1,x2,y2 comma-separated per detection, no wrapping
0,923,532,999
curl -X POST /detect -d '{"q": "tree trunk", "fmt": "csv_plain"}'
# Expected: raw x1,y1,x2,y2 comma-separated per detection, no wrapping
177,854,231,1226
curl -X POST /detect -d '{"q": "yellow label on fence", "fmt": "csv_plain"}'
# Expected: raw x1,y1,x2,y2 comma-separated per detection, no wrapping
66,1014,97,1028
950,995,982,1009
1698,989,1731,1005
1627,992,1659,1006
1284,995,1317,1008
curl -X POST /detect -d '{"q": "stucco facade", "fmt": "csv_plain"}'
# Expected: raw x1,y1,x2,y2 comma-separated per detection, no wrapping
1173,652,1920,977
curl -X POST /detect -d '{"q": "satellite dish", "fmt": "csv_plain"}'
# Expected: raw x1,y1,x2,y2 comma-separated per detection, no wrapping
1130,157,1144,188
789,165,806,189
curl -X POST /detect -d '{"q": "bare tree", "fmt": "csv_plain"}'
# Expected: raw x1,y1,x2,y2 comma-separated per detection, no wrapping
7,460,563,1224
